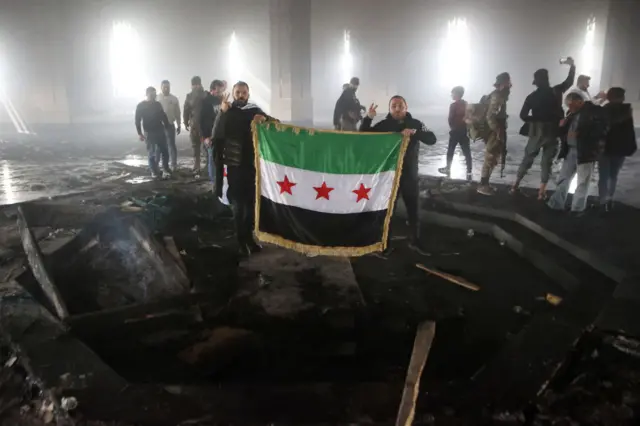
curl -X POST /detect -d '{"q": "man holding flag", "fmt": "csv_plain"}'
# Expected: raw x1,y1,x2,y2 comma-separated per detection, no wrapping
360,96,436,257
212,81,277,257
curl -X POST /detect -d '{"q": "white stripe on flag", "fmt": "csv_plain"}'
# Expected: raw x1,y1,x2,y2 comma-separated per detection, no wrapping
219,165,229,205
259,158,396,214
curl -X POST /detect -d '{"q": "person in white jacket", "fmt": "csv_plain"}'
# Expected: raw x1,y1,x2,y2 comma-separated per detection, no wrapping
565,74,606,105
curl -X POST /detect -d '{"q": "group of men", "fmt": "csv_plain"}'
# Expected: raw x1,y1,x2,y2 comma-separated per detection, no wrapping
134,56,636,257
333,56,636,216
134,77,229,180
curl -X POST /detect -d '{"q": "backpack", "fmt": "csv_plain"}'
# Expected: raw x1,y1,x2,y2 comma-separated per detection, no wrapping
465,94,491,141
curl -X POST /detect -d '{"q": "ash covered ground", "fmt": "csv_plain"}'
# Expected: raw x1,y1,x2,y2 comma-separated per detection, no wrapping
0,118,639,425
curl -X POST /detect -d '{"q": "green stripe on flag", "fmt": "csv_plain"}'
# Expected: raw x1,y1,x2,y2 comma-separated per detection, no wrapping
256,123,404,175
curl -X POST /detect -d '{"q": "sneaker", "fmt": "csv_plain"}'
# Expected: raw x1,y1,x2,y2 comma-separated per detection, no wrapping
438,167,450,176
151,172,160,179
477,185,494,196
162,170,172,180
408,241,430,256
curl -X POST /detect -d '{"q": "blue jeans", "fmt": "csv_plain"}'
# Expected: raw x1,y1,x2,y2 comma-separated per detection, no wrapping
597,155,625,204
547,147,594,212
164,125,178,169
206,144,216,185
145,130,170,175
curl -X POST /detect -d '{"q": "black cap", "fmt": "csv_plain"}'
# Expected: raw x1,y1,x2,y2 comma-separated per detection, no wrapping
191,76,202,86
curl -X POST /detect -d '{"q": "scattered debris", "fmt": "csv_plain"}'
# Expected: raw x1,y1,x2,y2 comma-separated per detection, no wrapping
545,293,563,306
60,396,78,411
416,263,480,291
608,335,640,358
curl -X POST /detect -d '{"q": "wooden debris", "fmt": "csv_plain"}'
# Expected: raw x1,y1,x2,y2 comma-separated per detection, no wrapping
546,293,563,306
415,263,480,291
16,205,69,319
128,218,190,294
395,321,436,426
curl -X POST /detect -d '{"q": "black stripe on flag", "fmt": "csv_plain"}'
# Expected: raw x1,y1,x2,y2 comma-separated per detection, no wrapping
258,196,387,248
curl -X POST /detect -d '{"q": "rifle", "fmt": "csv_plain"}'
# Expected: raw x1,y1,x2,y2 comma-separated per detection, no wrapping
500,128,507,178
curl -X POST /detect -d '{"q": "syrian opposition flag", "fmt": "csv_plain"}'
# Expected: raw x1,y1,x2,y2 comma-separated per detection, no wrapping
253,121,408,256
219,165,229,205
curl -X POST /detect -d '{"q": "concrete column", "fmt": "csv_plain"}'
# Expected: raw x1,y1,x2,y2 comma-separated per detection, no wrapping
269,0,313,125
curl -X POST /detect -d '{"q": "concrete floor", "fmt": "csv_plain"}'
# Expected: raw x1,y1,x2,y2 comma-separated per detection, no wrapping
1,117,639,207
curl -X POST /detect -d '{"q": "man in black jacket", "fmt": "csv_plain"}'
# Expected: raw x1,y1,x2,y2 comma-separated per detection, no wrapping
360,95,437,256
334,77,364,131
511,58,576,199
200,79,226,186
184,76,207,174
212,81,277,256
135,86,171,179
598,87,637,212
547,92,607,215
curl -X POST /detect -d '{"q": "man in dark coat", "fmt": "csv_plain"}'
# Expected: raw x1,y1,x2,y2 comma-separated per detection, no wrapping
360,95,436,256
184,76,207,174
598,87,637,212
334,77,364,131
547,92,607,215
511,58,576,199
212,81,278,256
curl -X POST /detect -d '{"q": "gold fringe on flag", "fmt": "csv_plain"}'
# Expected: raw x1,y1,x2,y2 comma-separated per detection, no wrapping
251,119,409,257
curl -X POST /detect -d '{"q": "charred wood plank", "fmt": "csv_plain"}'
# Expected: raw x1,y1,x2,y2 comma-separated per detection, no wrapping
66,292,217,332
16,205,69,320
396,321,436,426
129,218,190,294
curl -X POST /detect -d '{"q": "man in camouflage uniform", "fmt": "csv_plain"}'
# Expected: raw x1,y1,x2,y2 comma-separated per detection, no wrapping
183,76,207,173
478,72,511,195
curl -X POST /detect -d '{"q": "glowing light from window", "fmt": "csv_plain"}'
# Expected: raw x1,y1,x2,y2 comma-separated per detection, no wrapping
440,18,471,89
0,44,32,134
110,21,147,99
226,32,269,112
580,17,596,78
228,32,244,85
340,31,353,84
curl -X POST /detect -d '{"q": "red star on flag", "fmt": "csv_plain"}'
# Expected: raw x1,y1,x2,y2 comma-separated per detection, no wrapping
352,183,371,202
313,182,334,200
276,175,296,195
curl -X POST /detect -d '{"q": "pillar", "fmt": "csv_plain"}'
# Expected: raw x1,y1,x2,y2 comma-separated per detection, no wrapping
269,0,313,125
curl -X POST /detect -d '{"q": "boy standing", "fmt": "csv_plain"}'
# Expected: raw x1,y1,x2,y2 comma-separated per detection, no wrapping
439,86,472,180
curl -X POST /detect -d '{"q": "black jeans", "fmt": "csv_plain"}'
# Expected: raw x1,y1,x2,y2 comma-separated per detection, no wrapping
446,130,472,173
145,130,170,175
387,170,420,247
227,165,256,246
